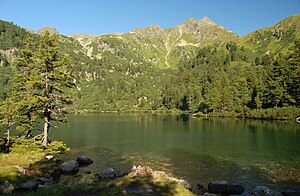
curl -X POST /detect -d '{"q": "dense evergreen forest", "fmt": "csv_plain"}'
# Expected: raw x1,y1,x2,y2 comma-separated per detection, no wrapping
0,14,300,141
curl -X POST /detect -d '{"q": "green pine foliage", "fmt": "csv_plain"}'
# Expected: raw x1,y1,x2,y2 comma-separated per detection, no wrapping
0,14,300,129
0,20,33,50
1,32,76,144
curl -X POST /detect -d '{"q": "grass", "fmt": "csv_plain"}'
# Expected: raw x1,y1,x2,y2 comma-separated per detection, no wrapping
0,137,194,195
27,175,194,196
0,137,68,185
193,106,300,121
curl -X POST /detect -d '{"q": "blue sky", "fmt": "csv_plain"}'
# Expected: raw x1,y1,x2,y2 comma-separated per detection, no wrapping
0,0,299,36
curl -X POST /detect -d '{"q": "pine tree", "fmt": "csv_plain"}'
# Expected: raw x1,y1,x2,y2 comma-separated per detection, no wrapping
0,98,15,144
14,31,75,145
286,40,300,106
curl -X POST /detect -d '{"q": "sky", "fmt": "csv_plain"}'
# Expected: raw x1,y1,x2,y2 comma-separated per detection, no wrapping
0,0,299,36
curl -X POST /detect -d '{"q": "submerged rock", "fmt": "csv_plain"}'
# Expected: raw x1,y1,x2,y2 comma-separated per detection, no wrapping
59,160,79,175
98,168,116,180
208,181,245,195
248,186,282,196
76,155,93,166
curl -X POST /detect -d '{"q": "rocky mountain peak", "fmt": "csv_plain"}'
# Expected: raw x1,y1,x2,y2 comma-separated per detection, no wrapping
26,26,58,35
174,16,237,40
199,16,218,26
179,16,218,31
132,24,164,37
69,33,99,39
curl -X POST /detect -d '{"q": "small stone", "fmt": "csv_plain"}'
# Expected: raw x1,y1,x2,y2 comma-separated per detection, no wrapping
115,171,125,178
45,155,54,160
99,168,116,180
76,155,93,166
36,177,55,185
208,181,245,195
0,181,14,194
84,170,92,174
19,180,39,191
183,180,192,191
249,186,282,196
131,165,137,171
59,160,79,175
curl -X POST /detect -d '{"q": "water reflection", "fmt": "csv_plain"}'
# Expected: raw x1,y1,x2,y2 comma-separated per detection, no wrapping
53,113,300,191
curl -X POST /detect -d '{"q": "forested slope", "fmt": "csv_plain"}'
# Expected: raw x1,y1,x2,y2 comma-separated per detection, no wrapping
0,14,299,119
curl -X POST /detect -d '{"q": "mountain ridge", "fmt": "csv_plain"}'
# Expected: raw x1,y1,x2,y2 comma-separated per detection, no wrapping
0,14,299,115
66,16,239,68
68,16,236,39
1,14,299,69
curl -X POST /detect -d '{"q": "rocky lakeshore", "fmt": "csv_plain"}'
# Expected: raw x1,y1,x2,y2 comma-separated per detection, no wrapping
1,155,299,195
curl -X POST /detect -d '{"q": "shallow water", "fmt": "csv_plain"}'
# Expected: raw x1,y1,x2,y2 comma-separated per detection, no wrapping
52,113,300,191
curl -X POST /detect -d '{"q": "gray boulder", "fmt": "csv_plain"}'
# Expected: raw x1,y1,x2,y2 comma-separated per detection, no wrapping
208,181,245,195
19,180,39,191
59,160,79,175
76,155,93,166
37,184,49,191
0,181,14,194
248,186,282,196
99,168,116,180
183,180,192,191
36,177,56,185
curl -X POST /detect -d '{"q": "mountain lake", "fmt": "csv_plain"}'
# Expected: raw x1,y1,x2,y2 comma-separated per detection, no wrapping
52,113,300,192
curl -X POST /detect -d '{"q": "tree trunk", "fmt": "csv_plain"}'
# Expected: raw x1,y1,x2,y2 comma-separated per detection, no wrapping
25,113,32,138
6,127,10,144
42,111,50,145
25,130,32,138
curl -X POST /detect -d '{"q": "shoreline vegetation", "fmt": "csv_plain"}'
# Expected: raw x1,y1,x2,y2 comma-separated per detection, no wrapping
0,138,298,195
0,138,195,195
73,106,300,122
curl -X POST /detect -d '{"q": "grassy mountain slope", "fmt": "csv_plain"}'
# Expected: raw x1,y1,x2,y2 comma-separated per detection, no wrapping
0,14,299,115
238,14,300,54
70,16,238,69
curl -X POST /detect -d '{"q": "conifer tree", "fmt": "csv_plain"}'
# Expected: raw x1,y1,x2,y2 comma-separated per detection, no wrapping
14,31,75,145
0,98,15,144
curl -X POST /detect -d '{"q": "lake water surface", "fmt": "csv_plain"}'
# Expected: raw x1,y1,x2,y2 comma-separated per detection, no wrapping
52,113,300,192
